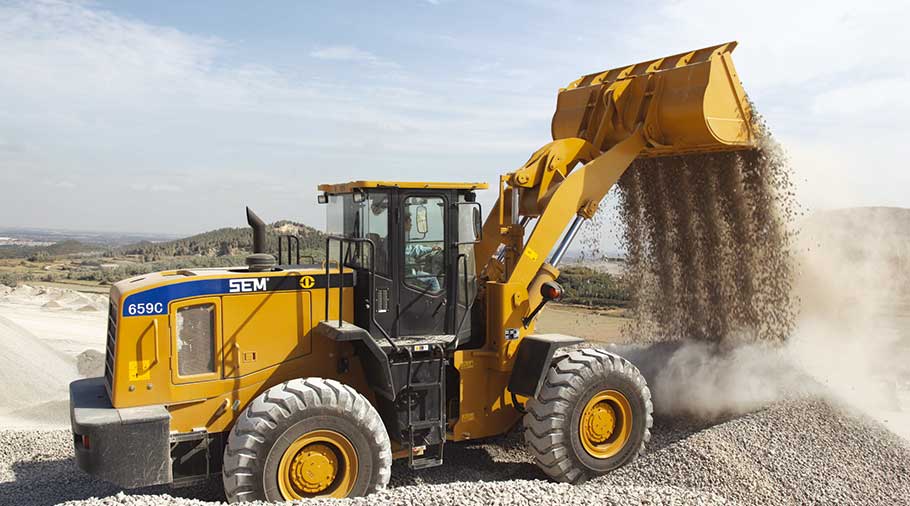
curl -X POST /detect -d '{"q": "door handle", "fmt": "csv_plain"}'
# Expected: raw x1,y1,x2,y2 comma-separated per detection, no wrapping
152,319,160,365
431,299,445,316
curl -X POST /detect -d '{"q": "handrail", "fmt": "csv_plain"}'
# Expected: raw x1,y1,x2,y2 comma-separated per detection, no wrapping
324,235,399,352
278,235,301,264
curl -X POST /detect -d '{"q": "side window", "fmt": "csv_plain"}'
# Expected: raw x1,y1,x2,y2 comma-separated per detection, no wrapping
340,193,391,275
403,196,445,294
456,195,479,307
175,303,215,376
362,193,390,275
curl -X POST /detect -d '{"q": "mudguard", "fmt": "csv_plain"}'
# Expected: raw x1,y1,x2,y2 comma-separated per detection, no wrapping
508,334,584,398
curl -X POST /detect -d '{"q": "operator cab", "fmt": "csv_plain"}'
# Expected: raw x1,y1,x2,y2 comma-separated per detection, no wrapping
318,181,486,346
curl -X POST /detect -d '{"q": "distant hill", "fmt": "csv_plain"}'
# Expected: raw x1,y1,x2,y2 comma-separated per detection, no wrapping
0,226,177,247
0,240,105,260
120,220,326,260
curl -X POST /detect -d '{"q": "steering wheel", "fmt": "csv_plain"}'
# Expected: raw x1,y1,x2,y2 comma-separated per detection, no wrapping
414,247,440,262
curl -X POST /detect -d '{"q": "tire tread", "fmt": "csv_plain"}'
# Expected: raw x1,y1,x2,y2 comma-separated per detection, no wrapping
223,377,391,502
523,348,653,484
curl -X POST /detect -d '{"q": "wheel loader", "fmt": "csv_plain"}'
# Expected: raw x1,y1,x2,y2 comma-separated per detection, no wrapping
69,42,757,500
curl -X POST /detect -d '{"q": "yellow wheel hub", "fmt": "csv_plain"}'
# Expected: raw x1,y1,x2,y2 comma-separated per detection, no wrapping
579,390,632,459
278,429,358,499
289,443,337,493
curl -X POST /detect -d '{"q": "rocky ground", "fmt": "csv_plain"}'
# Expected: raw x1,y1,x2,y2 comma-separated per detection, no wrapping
2,398,908,506
2,284,909,505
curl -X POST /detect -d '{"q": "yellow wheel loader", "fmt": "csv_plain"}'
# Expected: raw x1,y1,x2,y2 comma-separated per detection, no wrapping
69,42,757,501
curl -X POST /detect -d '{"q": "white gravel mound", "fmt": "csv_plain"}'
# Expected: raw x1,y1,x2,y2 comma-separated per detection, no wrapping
3,398,908,506
0,315,77,413
0,285,107,429
0,285,107,312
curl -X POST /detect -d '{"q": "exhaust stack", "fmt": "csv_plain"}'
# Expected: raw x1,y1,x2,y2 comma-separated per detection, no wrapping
245,207,276,271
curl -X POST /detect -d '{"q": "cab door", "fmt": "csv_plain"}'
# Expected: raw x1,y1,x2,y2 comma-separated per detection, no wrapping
360,192,397,340
397,194,449,336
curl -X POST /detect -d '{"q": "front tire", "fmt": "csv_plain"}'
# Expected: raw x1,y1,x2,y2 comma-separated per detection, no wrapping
524,348,653,483
223,378,391,502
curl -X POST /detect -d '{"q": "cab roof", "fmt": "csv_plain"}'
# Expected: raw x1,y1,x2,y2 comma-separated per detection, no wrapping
318,180,489,193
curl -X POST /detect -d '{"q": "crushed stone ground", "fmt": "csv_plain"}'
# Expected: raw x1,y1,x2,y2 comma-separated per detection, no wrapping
3,398,908,506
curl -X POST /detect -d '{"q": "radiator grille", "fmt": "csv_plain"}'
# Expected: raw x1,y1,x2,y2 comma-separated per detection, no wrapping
104,299,117,393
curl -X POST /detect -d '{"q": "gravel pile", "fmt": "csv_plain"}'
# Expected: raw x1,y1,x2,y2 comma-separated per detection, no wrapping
4,397,908,506
0,314,78,413
603,399,910,504
0,285,107,312
76,349,105,378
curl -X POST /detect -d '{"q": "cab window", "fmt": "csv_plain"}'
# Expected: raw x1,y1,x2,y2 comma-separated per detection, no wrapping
403,196,445,294
359,193,390,275
175,303,215,376
325,192,390,275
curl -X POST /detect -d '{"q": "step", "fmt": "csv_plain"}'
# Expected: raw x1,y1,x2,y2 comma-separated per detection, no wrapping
380,334,457,352
406,420,443,430
405,381,444,389
410,456,444,470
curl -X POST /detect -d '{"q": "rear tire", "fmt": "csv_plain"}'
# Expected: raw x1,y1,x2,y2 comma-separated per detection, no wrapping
524,348,652,483
223,378,391,502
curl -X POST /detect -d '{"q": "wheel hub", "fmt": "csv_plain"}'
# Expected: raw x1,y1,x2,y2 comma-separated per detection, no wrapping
277,429,359,499
289,443,338,494
583,402,616,443
579,390,633,459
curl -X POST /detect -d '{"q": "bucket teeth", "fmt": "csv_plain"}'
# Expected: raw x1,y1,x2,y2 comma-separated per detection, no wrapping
563,42,740,90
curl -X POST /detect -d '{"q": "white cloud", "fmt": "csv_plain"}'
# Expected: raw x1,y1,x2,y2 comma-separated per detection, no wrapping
309,45,397,67
0,0,551,233
811,77,910,124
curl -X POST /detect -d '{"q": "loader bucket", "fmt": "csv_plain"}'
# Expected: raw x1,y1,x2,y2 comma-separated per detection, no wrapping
551,42,755,157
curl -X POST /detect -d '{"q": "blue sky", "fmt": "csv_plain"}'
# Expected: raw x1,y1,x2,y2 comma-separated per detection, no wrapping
1,0,908,243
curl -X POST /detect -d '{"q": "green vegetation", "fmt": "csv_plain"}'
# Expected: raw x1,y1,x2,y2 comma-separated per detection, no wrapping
120,220,324,260
556,266,629,308
0,223,629,309
0,221,326,287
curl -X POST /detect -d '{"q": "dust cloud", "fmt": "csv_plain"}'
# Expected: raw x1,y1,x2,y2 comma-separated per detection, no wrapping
616,340,818,420
786,208,910,437
610,207,910,431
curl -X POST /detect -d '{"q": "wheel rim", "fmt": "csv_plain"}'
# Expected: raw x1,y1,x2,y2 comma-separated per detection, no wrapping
579,390,632,459
277,429,358,499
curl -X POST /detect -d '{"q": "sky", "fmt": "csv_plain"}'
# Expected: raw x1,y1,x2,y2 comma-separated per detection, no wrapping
1,0,908,240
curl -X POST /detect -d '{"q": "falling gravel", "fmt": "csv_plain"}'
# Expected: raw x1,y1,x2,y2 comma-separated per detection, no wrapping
4,396,909,506
616,131,797,344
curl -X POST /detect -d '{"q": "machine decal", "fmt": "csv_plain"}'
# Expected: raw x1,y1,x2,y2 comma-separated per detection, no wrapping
122,273,354,317
128,360,152,381
228,278,268,293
